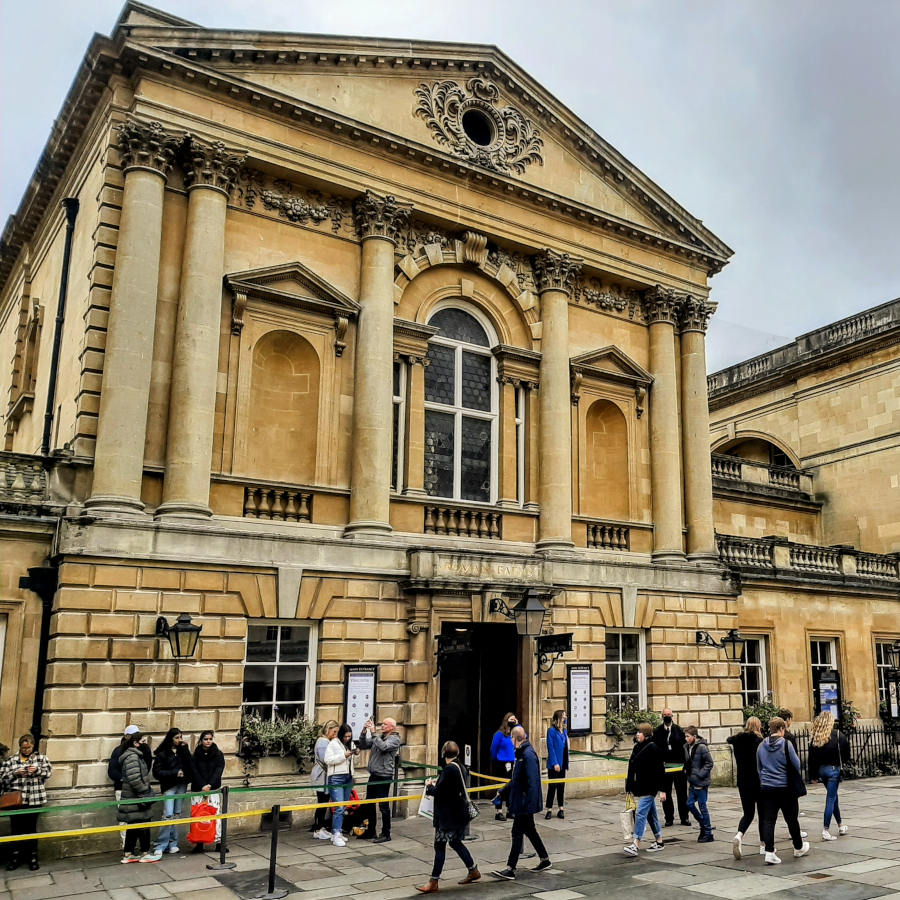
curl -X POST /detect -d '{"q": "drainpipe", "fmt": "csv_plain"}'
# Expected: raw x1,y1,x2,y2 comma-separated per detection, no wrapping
41,197,79,456
19,565,59,742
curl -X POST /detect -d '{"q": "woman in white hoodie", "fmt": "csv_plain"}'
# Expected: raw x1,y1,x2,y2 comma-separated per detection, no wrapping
324,723,357,847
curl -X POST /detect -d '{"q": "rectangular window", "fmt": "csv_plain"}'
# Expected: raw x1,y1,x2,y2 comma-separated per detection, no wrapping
605,629,646,712
810,638,837,682
242,621,317,721
876,641,898,709
740,636,768,707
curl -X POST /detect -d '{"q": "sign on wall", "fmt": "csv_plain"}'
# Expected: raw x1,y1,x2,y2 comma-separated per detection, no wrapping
814,667,842,724
343,665,378,741
567,663,592,736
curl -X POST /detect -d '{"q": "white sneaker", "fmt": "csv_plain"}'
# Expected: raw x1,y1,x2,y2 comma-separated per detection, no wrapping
313,827,331,840
647,841,664,852
167,846,180,854
623,842,638,857
765,851,782,865
800,831,808,839
794,842,810,858
822,830,837,841
838,824,849,835
732,835,743,859
140,851,162,863
331,833,347,847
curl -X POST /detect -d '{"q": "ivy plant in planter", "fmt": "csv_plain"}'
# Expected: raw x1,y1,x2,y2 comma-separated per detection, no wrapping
237,712,320,785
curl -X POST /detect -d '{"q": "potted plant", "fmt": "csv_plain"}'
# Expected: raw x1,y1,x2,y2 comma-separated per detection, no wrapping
237,712,319,785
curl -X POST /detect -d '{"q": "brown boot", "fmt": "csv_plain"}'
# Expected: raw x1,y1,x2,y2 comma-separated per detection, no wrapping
459,866,481,884
416,879,440,893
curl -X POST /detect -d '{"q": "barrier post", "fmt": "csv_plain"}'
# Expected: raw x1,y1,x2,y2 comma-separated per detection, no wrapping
207,786,236,871
255,803,287,900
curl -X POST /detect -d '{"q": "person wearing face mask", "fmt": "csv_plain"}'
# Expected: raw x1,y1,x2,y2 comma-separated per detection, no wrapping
544,709,569,820
490,712,518,821
652,708,690,827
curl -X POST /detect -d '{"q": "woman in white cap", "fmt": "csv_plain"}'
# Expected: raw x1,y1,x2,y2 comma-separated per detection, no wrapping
108,725,152,854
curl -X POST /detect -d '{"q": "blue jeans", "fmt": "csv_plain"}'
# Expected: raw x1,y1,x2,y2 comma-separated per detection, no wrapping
155,784,186,852
633,794,661,842
328,774,353,834
687,784,711,830
819,764,842,829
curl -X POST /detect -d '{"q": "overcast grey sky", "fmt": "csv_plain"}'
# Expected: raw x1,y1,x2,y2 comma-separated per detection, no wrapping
2,0,898,372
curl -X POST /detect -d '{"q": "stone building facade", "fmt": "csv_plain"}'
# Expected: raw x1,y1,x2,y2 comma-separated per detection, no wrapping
709,299,900,724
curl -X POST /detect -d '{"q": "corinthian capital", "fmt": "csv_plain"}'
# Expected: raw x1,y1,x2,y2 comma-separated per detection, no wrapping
641,285,681,325
680,295,716,333
353,190,413,243
532,248,583,295
182,136,247,194
116,118,181,177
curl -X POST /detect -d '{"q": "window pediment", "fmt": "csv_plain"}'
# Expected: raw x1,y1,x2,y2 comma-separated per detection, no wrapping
570,346,652,417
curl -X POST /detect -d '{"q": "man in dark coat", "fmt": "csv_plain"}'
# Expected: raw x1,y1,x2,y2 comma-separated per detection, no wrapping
652,708,690,826
490,726,552,881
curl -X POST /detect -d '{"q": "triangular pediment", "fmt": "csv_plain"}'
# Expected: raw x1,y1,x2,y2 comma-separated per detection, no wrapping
224,262,359,316
571,346,652,386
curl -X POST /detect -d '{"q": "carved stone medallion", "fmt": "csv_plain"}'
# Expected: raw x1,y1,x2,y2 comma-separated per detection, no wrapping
414,76,544,175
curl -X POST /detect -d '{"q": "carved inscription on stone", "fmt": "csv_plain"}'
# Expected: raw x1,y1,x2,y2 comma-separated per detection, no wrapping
435,553,542,583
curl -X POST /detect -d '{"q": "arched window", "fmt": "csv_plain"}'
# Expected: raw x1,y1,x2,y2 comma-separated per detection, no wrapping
424,307,497,502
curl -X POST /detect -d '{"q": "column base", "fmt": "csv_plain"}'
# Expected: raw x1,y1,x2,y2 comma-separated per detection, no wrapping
687,550,720,564
155,500,213,520
344,520,393,538
83,494,146,516
401,488,428,498
536,538,575,552
651,550,686,563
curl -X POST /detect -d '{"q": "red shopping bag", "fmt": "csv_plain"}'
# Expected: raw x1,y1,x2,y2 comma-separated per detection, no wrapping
187,802,218,845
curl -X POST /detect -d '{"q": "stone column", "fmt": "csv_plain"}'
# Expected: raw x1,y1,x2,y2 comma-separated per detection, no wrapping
533,249,582,550
345,191,412,536
643,286,685,559
86,119,180,515
157,137,246,518
680,296,718,559
403,354,427,495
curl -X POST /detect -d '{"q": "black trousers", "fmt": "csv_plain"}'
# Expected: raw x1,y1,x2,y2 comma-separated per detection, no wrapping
545,769,566,808
123,825,151,855
760,787,803,852
661,769,688,824
507,814,548,869
737,783,763,840
313,790,331,831
10,810,39,857
362,779,392,836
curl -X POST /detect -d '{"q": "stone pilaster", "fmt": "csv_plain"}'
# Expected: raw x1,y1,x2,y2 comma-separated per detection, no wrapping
497,376,519,506
643,286,685,559
86,119,181,515
403,354,428,496
345,191,412,536
533,249,582,550
157,137,246,518
679,296,717,559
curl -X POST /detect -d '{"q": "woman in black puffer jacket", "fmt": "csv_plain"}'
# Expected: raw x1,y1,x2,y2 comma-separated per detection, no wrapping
190,730,226,852
118,732,158,862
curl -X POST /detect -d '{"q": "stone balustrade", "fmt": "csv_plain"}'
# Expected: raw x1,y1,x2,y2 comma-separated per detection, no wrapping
789,543,841,573
711,453,812,495
243,485,313,522
584,520,631,551
716,533,775,568
856,552,899,579
423,505,502,539
0,451,49,514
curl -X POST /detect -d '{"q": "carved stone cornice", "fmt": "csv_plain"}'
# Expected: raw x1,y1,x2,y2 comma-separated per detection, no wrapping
641,285,682,325
414,76,544,175
494,344,541,387
182,136,247,194
679,296,716,333
116,118,181,177
532,249,583,295
353,190,413,243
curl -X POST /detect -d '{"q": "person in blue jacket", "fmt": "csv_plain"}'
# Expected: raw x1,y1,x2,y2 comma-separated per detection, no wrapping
490,726,552,881
545,709,569,819
490,711,518,821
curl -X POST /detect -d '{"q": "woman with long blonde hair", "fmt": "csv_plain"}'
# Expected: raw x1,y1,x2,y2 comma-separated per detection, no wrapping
726,717,764,858
808,710,850,841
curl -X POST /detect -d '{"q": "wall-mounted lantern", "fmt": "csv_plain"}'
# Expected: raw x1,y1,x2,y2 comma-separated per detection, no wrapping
156,613,202,659
696,627,745,662
489,588,549,637
535,632,573,673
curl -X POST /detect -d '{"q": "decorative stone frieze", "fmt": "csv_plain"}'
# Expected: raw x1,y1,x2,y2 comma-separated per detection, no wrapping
641,285,682,325
532,249,583,295
414,76,544,175
680,295,716,333
234,168,353,233
353,190,413,243
181,137,247,194
116,118,181,176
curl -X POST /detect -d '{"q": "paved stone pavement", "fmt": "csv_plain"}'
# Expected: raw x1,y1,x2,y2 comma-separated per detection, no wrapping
3,776,900,900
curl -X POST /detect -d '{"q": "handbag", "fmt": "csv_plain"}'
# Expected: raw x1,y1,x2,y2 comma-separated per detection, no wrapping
619,792,636,840
784,741,807,798
417,792,435,820
453,762,479,820
187,802,218,845
0,791,23,810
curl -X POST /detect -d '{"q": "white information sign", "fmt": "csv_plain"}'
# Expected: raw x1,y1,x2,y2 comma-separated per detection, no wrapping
567,664,592,736
344,666,377,741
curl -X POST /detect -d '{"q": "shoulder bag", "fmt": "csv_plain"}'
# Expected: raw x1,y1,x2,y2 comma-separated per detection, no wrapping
452,762,479,820
784,740,807,798
0,790,23,810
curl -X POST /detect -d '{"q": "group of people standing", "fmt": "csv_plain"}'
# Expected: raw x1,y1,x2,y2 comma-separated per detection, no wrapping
109,725,225,863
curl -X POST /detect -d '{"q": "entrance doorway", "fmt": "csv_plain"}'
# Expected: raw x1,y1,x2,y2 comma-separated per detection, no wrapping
437,622,519,774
